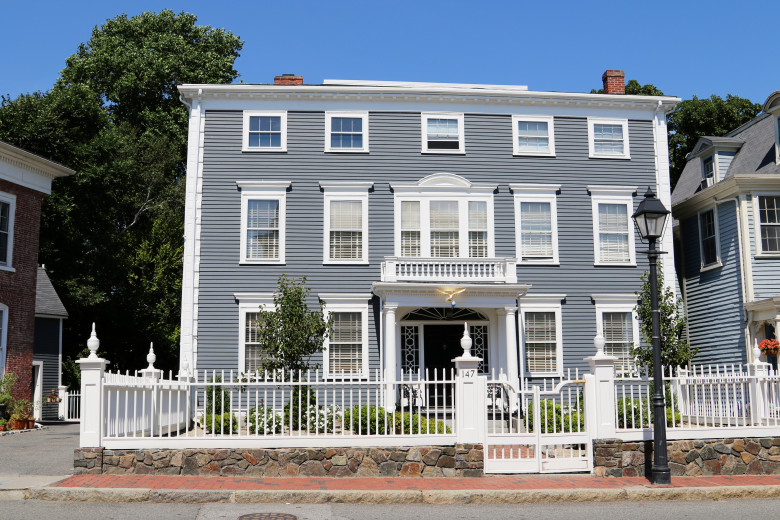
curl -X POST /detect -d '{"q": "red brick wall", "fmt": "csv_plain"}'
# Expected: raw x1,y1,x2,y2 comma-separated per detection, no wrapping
0,178,44,401
601,70,625,95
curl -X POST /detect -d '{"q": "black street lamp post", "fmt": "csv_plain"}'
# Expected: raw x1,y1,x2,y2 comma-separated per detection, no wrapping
632,186,671,485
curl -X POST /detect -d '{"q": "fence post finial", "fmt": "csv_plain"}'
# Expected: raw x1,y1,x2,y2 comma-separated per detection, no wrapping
594,334,606,357
460,322,472,357
87,323,100,359
146,342,156,370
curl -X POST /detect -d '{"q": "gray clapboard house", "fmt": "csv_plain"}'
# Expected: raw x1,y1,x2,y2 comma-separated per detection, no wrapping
672,90,780,367
176,71,679,395
34,266,68,420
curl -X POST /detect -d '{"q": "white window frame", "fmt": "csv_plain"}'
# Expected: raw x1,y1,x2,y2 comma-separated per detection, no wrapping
511,115,556,157
325,111,369,153
753,193,780,256
519,294,565,378
775,117,780,165
592,294,640,376
589,186,637,266
587,118,631,159
510,184,560,265
320,294,371,378
701,155,716,187
0,303,7,375
698,207,722,270
242,110,288,152
321,182,372,265
237,181,290,265
421,112,465,154
393,195,495,258
235,293,274,373
0,191,16,272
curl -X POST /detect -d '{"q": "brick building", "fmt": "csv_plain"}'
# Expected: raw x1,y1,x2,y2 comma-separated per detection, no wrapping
0,141,73,400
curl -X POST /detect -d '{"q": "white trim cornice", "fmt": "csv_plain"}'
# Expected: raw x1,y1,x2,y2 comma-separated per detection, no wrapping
318,293,374,302
372,282,530,300
509,183,561,193
178,84,679,113
236,181,292,191
586,185,638,195
519,293,567,303
591,294,640,303
319,181,374,190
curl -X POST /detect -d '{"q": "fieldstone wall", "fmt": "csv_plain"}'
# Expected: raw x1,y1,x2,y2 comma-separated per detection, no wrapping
74,444,484,477
594,437,780,477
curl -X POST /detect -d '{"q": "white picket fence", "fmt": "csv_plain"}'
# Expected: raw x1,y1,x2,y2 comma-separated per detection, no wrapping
57,387,81,422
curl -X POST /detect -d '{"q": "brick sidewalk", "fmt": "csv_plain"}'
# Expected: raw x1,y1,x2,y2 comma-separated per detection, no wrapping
54,474,780,491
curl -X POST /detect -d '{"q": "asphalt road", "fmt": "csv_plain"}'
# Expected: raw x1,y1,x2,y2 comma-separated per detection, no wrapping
1,499,779,519
0,421,79,475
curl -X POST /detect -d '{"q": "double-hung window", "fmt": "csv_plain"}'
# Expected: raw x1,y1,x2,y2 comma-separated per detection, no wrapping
512,115,555,156
421,112,465,153
243,111,287,152
588,118,630,159
758,195,780,253
325,112,369,152
321,182,372,264
237,182,289,264
392,174,495,258
520,295,564,377
0,192,17,271
321,294,371,378
235,293,274,373
702,156,715,187
511,184,560,264
698,208,720,268
589,187,636,265
593,295,639,376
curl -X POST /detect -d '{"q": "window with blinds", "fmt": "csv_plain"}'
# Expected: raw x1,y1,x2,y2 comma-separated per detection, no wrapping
430,200,459,257
593,124,624,155
524,312,558,374
468,201,488,258
246,200,280,260
426,118,460,150
602,312,634,375
699,209,718,266
244,312,265,373
520,201,553,259
0,201,9,266
516,121,550,153
329,312,363,376
401,201,421,256
598,203,630,263
329,200,363,260
758,196,780,253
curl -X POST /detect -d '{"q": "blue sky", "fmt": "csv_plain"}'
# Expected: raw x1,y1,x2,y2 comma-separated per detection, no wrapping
1,0,776,104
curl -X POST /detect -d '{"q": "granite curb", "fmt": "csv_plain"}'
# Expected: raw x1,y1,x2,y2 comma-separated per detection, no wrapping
18,484,780,504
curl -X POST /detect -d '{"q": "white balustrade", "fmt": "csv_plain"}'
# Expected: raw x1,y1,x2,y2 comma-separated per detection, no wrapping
381,257,517,283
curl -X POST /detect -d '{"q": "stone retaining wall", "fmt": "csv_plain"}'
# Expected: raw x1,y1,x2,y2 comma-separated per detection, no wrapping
74,444,484,477
594,437,780,477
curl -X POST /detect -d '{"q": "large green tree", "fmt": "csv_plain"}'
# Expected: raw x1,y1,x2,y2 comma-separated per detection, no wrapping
0,10,243,378
667,94,761,188
591,79,665,96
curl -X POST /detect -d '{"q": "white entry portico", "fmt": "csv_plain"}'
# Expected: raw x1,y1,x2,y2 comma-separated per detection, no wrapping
373,283,530,397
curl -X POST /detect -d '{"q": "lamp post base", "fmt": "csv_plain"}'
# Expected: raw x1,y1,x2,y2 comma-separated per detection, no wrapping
651,467,671,485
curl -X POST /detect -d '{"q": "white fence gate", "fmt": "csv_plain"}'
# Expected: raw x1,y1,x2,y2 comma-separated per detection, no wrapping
484,373,591,473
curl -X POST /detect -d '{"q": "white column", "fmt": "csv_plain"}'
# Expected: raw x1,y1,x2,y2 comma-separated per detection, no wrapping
58,385,68,421
748,343,771,425
453,324,487,444
77,324,108,447
584,335,617,439
384,305,398,411
504,307,519,387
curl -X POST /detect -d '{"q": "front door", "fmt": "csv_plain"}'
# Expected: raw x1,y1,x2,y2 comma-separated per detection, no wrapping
423,324,463,408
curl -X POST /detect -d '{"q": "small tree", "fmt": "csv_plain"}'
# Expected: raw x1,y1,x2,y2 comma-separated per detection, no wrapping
255,275,330,376
632,265,698,372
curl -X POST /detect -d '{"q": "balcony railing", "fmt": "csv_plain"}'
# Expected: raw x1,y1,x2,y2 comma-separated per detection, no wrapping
381,257,517,283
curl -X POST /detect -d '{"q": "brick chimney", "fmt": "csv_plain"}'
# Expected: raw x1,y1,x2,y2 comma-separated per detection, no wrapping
274,74,303,85
601,70,625,95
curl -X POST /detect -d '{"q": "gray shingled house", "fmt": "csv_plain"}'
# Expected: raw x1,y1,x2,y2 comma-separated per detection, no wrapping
176,71,679,399
672,90,780,367
33,266,68,420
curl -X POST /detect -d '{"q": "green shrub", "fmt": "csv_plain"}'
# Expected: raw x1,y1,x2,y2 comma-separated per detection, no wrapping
525,399,585,433
343,405,390,435
616,396,680,428
206,376,230,415
393,412,450,434
247,406,282,434
283,385,333,433
204,413,237,434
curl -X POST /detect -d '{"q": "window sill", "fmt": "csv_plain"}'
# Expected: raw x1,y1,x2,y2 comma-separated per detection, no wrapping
0,265,16,273
700,261,723,272
588,154,631,160
421,150,466,155
239,260,286,266
242,147,288,153
754,254,780,259
513,152,556,158
323,260,370,266
324,149,370,154
594,262,637,267
526,371,563,378
518,260,560,266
